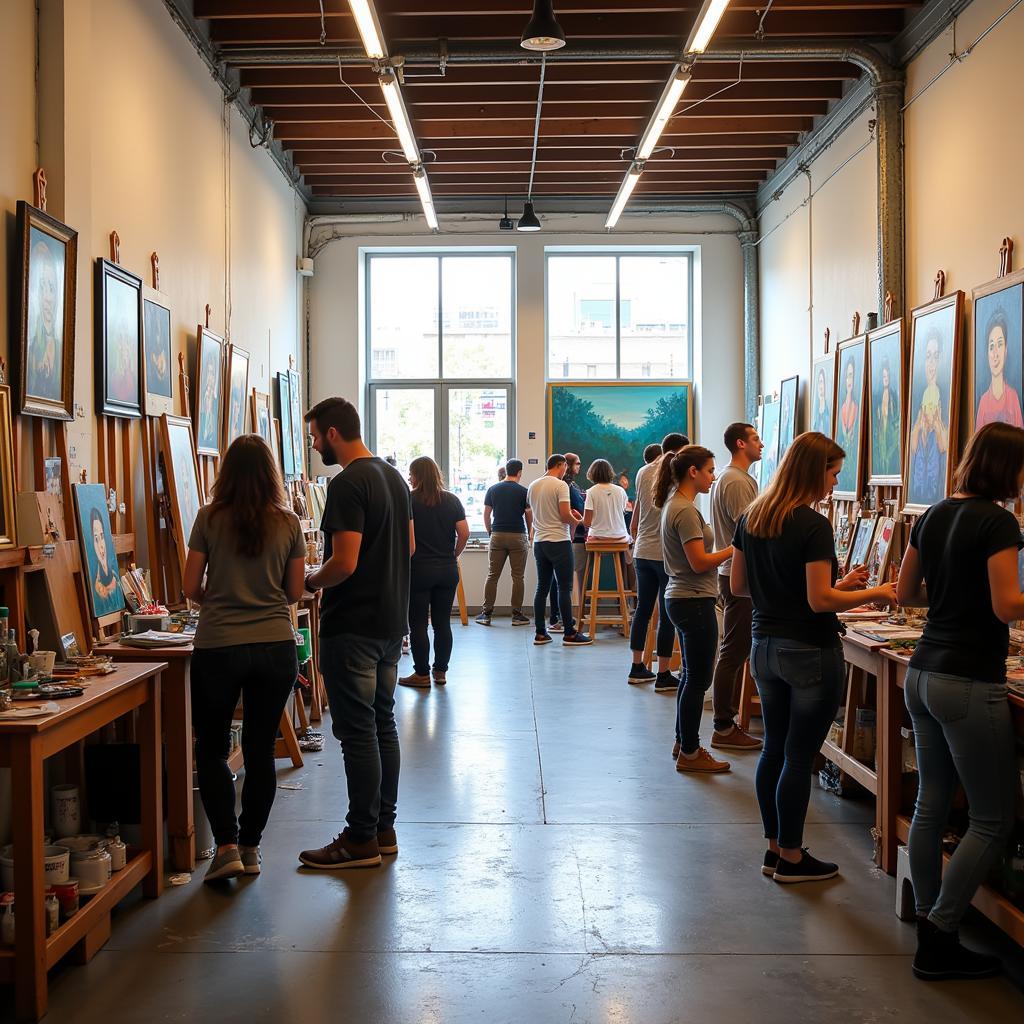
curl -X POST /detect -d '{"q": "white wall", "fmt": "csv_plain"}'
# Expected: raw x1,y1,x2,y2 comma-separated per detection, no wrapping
308,212,745,605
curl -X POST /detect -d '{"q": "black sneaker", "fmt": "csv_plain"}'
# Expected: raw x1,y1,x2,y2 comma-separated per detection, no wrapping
913,917,1002,981
628,664,656,685
475,611,492,626
299,830,382,870
534,632,553,645
549,620,565,634
563,631,594,646
762,850,780,877
772,849,839,884
654,672,680,692
511,612,531,626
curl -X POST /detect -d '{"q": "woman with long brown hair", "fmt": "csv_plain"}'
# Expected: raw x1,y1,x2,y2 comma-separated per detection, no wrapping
731,432,895,883
399,456,470,688
184,434,306,882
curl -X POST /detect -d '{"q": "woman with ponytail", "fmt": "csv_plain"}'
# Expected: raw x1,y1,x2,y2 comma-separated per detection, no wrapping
731,432,896,884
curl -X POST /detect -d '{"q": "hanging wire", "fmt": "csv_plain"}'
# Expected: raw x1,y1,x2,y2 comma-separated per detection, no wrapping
526,53,547,200
338,56,393,129
676,52,744,119
755,1,776,41
318,0,327,46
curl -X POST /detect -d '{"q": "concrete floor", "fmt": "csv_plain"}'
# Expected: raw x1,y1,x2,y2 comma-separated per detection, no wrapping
14,623,1024,1022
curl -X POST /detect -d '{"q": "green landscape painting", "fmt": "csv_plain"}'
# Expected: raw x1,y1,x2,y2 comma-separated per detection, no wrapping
548,382,692,481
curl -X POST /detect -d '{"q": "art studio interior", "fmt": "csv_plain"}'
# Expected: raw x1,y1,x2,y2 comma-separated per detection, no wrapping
2,0,1024,1020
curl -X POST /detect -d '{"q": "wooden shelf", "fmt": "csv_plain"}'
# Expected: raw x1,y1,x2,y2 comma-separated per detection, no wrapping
821,737,878,795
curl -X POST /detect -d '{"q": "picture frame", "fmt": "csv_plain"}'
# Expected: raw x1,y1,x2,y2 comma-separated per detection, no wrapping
778,375,799,463
223,344,251,448
288,367,305,479
833,334,868,501
250,389,273,445
13,200,77,421
44,456,63,502
866,515,897,585
142,286,174,417
0,388,19,549
276,372,296,477
194,326,224,457
72,483,125,622
970,268,1024,436
834,512,852,570
845,514,878,574
810,352,836,437
159,414,204,579
94,258,143,419
867,319,905,487
760,395,781,489
270,415,283,470
750,397,765,488
903,291,964,515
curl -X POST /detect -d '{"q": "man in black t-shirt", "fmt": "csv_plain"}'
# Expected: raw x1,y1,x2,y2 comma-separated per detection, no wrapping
298,397,413,871
477,459,533,625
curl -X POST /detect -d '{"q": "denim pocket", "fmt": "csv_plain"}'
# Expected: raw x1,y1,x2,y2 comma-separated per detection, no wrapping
776,645,823,689
922,673,973,724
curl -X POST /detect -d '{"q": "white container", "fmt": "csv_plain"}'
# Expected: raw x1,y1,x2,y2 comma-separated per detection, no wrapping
50,784,80,839
108,836,127,872
70,847,110,891
53,834,105,855
0,845,70,888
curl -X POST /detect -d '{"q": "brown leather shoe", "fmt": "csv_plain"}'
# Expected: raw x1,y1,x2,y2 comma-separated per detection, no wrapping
377,827,398,855
711,724,763,751
298,830,382,869
675,746,731,773
432,670,446,685
399,672,431,688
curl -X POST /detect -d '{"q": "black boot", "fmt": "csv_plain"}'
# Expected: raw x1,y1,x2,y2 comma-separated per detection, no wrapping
912,916,1002,981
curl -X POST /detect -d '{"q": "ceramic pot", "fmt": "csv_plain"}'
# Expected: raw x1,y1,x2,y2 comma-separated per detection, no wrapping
50,784,80,840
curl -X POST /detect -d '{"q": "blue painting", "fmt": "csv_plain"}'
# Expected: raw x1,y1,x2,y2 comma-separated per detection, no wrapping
73,483,125,621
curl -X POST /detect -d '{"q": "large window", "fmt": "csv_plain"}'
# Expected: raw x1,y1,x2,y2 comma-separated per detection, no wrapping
366,252,515,532
547,252,691,379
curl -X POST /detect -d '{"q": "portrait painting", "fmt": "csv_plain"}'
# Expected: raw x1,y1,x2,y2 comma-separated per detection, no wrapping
73,483,125,622
223,345,251,447
194,327,224,457
971,273,1024,434
759,396,781,489
251,390,273,444
867,320,904,486
810,353,835,437
834,513,852,570
159,414,204,577
94,259,142,419
778,375,799,462
846,515,877,573
44,457,62,501
14,202,77,420
276,372,296,477
289,368,305,478
142,288,174,417
833,336,867,500
904,292,964,514
866,516,897,585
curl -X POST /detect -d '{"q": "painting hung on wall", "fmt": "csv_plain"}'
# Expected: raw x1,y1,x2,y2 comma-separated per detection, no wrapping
833,335,867,500
94,259,143,418
251,390,273,445
142,287,174,417
223,345,250,448
971,270,1024,434
194,327,224,457
288,368,305,478
73,483,125,622
867,319,904,486
13,201,77,421
904,291,964,514
759,396,781,489
276,372,296,478
159,414,204,577
810,353,835,437
777,375,799,463
548,382,692,481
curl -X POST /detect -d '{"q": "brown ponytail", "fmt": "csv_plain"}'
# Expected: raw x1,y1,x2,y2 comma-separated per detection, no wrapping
653,445,715,507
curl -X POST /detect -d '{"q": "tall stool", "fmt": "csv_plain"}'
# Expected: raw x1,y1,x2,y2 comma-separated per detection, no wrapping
737,660,761,730
578,541,634,637
642,602,682,670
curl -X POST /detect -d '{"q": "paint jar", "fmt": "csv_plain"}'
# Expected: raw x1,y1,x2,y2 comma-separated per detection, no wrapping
108,836,127,872
53,879,79,919
50,784,80,839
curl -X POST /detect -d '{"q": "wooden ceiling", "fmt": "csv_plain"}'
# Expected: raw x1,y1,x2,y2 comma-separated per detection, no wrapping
193,1,924,205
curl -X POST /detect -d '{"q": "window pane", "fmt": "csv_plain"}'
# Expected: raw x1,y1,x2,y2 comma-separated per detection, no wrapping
373,388,435,475
441,257,513,378
619,256,689,379
448,387,508,533
369,257,439,378
547,256,617,379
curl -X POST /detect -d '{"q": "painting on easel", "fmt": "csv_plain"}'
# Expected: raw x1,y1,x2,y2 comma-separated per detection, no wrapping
95,259,143,419
194,327,224,457
160,414,204,577
73,484,125,621
276,372,296,478
143,288,174,417
223,344,250,447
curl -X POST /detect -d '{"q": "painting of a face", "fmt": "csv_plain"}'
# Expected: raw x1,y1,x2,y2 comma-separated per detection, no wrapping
195,331,223,455
834,340,865,497
867,324,903,484
143,298,172,402
224,348,249,446
811,355,835,437
105,276,140,407
26,229,66,403
92,515,108,573
74,484,125,621
974,284,1023,432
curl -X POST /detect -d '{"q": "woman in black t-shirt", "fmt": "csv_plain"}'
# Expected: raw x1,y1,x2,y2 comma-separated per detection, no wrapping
732,432,895,884
400,457,469,688
895,422,1024,982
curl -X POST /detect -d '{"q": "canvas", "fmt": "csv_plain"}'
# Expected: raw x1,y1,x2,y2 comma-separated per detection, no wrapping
142,288,173,416
73,483,125,621
223,345,250,447
276,372,296,477
972,278,1024,433
760,397,781,488
847,515,877,572
160,414,203,578
866,516,897,585
833,336,867,500
778,375,798,462
548,382,691,481
289,368,304,478
95,259,142,419
810,353,835,437
251,390,273,444
867,321,904,485
194,327,224,457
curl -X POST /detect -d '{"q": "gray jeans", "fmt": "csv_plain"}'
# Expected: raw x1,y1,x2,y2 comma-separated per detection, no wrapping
905,667,1016,931
483,532,529,613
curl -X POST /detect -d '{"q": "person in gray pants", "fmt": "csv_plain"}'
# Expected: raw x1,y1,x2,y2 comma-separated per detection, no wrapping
477,459,533,626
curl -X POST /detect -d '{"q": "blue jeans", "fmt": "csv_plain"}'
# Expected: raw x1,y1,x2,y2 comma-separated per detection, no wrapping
534,540,577,635
751,636,844,848
666,597,718,752
904,668,1016,931
320,632,403,842
630,558,675,657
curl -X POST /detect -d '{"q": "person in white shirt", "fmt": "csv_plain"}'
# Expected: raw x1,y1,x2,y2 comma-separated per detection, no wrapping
527,454,594,647
583,459,630,540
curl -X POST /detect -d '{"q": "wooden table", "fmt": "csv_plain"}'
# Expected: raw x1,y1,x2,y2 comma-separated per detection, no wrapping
0,662,165,1021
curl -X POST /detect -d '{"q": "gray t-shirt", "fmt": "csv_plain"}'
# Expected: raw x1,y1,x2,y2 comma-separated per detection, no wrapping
189,505,306,649
662,493,718,600
632,461,663,561
710,464,757,576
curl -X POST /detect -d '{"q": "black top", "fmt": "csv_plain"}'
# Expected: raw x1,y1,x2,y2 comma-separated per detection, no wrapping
733,505,841,647
320,457,412,641
411,491,467,566
568,481,586,543
484,480,529,534
909,497,1022,684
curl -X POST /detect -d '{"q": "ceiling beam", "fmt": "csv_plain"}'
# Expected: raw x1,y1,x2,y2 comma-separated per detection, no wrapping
298,158,780,173
309,182,761,195
293,148,786,165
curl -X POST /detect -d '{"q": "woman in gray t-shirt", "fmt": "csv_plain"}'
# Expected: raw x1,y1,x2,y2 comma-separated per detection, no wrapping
655,446,734,775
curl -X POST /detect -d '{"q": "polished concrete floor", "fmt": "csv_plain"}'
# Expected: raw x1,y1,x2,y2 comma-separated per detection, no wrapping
15,623,1024,1022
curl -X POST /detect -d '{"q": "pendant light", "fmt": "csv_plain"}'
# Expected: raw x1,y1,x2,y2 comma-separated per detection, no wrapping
517,201,542,232
521,0,566,52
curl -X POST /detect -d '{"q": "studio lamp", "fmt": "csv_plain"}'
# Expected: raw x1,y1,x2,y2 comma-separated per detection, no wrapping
517,200,542,232
521,0,566,52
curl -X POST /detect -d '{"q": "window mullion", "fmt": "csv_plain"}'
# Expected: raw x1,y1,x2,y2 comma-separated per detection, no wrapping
615,255,621,379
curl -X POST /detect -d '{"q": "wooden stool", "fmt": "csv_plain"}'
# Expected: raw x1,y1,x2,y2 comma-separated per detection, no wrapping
456,559,468,625
737,660,761,730
578,541,634,637
642,602,682,671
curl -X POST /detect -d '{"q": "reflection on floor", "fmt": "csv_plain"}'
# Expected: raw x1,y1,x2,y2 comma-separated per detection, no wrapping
11,621,1024,1022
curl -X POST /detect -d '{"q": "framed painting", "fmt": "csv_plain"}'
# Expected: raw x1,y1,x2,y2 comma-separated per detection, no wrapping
13,201,77,420
94,259,142,419
750,399,765,488
72,483,125,622
288,367,305,478
760,395,781,489
251,389,273,444
159,414,204,578
0,388,19,549
845,514,877,573
834,512,852,570
44,456,62,502
142,286,174,417
867,319,905,486
903,291,964,515
194,327,224,457
270,416,283,470
276,372,296,477
778,375,799,462
223,344,250,448
833,334,868,501
866,515,897,585
547,382,692,480
970,269,1024,435
810,353,836,437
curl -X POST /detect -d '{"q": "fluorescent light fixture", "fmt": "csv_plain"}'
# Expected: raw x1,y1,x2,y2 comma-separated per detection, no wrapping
378,71,420,165
413,167,439,231
685,0,731,55
605,164,643,230
348,0,387,59
636,69,690,160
